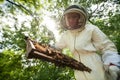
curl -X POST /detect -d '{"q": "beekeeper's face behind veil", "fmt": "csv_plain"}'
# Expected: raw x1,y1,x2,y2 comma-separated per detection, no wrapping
61,5,88,30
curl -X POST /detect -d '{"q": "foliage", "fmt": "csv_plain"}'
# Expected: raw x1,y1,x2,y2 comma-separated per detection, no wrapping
0,50,26,80
89,2,120,52
0,49,75,80
33,62,75,80
0,0,120,80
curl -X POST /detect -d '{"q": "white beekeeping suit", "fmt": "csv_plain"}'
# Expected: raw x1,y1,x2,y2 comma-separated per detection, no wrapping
55,5,120,80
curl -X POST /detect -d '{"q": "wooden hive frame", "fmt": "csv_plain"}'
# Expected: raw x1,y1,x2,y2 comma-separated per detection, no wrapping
25,37,92,72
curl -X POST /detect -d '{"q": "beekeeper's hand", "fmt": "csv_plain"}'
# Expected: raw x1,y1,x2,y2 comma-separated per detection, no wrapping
108,65,119,80
104,63,120,80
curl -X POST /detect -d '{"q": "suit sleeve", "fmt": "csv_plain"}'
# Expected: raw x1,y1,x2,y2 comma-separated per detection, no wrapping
55,32,67,50
92,26,120,66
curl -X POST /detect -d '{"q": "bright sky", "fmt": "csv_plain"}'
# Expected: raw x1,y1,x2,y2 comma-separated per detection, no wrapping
0,14,60,52
42,16,60,41
1,1,119,45
0,13,60,41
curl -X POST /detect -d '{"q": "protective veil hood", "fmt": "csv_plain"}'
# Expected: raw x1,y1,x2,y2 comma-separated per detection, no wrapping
61,5,88,30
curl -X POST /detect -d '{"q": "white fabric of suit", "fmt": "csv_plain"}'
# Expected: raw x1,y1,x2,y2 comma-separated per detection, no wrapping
55,23,120,80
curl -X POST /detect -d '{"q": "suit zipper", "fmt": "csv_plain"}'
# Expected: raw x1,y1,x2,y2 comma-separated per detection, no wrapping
74,33,89,80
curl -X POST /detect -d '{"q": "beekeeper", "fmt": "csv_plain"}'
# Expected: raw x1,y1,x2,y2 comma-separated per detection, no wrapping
55,5,120,80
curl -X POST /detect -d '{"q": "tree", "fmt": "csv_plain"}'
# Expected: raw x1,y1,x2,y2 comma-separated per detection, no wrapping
0,0,120,80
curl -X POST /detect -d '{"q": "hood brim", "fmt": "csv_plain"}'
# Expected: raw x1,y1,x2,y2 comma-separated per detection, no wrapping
61,8,87,30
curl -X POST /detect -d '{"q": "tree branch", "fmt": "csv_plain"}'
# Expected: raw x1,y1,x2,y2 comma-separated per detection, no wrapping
6,0,33,16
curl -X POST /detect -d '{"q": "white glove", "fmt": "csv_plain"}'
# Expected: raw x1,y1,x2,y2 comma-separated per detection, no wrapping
108,65,120,80
104,64,120,80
